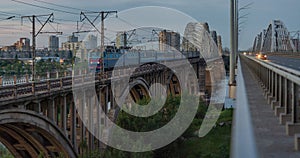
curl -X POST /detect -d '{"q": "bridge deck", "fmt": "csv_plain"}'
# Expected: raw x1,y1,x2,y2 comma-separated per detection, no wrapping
240,60,300,157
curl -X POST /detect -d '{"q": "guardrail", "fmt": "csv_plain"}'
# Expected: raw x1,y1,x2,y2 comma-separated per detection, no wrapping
240,54,300,150
231,58,258,158
265,52,300,57
0,71,74,86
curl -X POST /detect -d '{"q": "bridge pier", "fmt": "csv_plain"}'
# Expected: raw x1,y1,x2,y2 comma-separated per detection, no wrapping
62,95,67,134
70,102,77,153
88,95,94,152
96,90,101,151
48,99,56,122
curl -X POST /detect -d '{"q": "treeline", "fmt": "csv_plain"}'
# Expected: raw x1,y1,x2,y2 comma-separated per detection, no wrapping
82,95,233,158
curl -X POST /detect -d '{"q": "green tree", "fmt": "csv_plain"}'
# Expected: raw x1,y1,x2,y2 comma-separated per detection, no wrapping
84,95,232,158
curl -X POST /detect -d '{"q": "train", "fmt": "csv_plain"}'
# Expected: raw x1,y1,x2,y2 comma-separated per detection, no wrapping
88,46,200,72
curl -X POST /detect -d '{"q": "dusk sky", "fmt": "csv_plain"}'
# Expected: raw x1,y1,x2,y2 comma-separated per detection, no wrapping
0,0,299,50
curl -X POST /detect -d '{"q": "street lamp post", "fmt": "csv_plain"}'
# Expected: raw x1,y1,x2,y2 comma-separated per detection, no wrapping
229,0,238,99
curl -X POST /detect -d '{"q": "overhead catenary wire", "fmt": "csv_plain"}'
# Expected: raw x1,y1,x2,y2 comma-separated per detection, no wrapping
3,1,164,47
116,17,161,35
32,0,95,13
9,0,96,35
11,0,79,15
9,0,154,36
0,13,15,17
0,10,22,16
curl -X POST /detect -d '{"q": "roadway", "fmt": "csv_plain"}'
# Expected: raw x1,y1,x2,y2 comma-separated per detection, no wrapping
266,55,300,71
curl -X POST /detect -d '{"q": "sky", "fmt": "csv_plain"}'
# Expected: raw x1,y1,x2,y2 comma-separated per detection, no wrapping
0,0,299,50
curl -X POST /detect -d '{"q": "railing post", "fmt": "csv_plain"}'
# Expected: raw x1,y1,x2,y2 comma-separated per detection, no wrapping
291,82,296,123
25,74,29,83
13,84,17,99
286,82,300,136
279,76,283,106
60,78,63,89
13,75,17,85
275,74,278,101
271,71,274,96
284,78,288,113
280,78,291,125
47,79,51,92
275,75,285,117
0,76,2,87
32,82,35,95
268,69,272,93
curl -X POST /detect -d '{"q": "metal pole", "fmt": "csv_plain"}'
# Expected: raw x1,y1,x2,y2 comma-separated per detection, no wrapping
101,12,104,54
22,14,55,82
235,0,238,65
79,11,117,72
229,0,235,85
229,0,237,99
101,12,105,72
32,15,36,82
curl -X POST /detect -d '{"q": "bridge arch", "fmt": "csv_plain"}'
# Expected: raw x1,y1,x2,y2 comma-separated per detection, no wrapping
0,109,77,158
165,72,181,96
129,77,151,102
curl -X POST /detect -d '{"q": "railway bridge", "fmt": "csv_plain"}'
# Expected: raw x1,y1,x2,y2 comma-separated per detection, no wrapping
0,55,212,157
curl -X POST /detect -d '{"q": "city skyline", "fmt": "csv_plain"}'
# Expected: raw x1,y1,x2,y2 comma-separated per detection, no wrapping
0,0,299,50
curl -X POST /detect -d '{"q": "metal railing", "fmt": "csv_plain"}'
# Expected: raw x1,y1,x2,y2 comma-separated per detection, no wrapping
231,58,258,158
240,54,300,135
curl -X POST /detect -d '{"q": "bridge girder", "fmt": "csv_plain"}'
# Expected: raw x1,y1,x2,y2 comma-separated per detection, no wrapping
254,20,296,53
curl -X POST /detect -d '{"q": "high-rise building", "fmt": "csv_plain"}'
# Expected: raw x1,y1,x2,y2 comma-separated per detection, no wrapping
116,32,127,48
0,38,30,52
159,30,180,51
84,34,97,50
49,35,59,51
20,38,30,51
14,38,30,51
62,35,85,59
